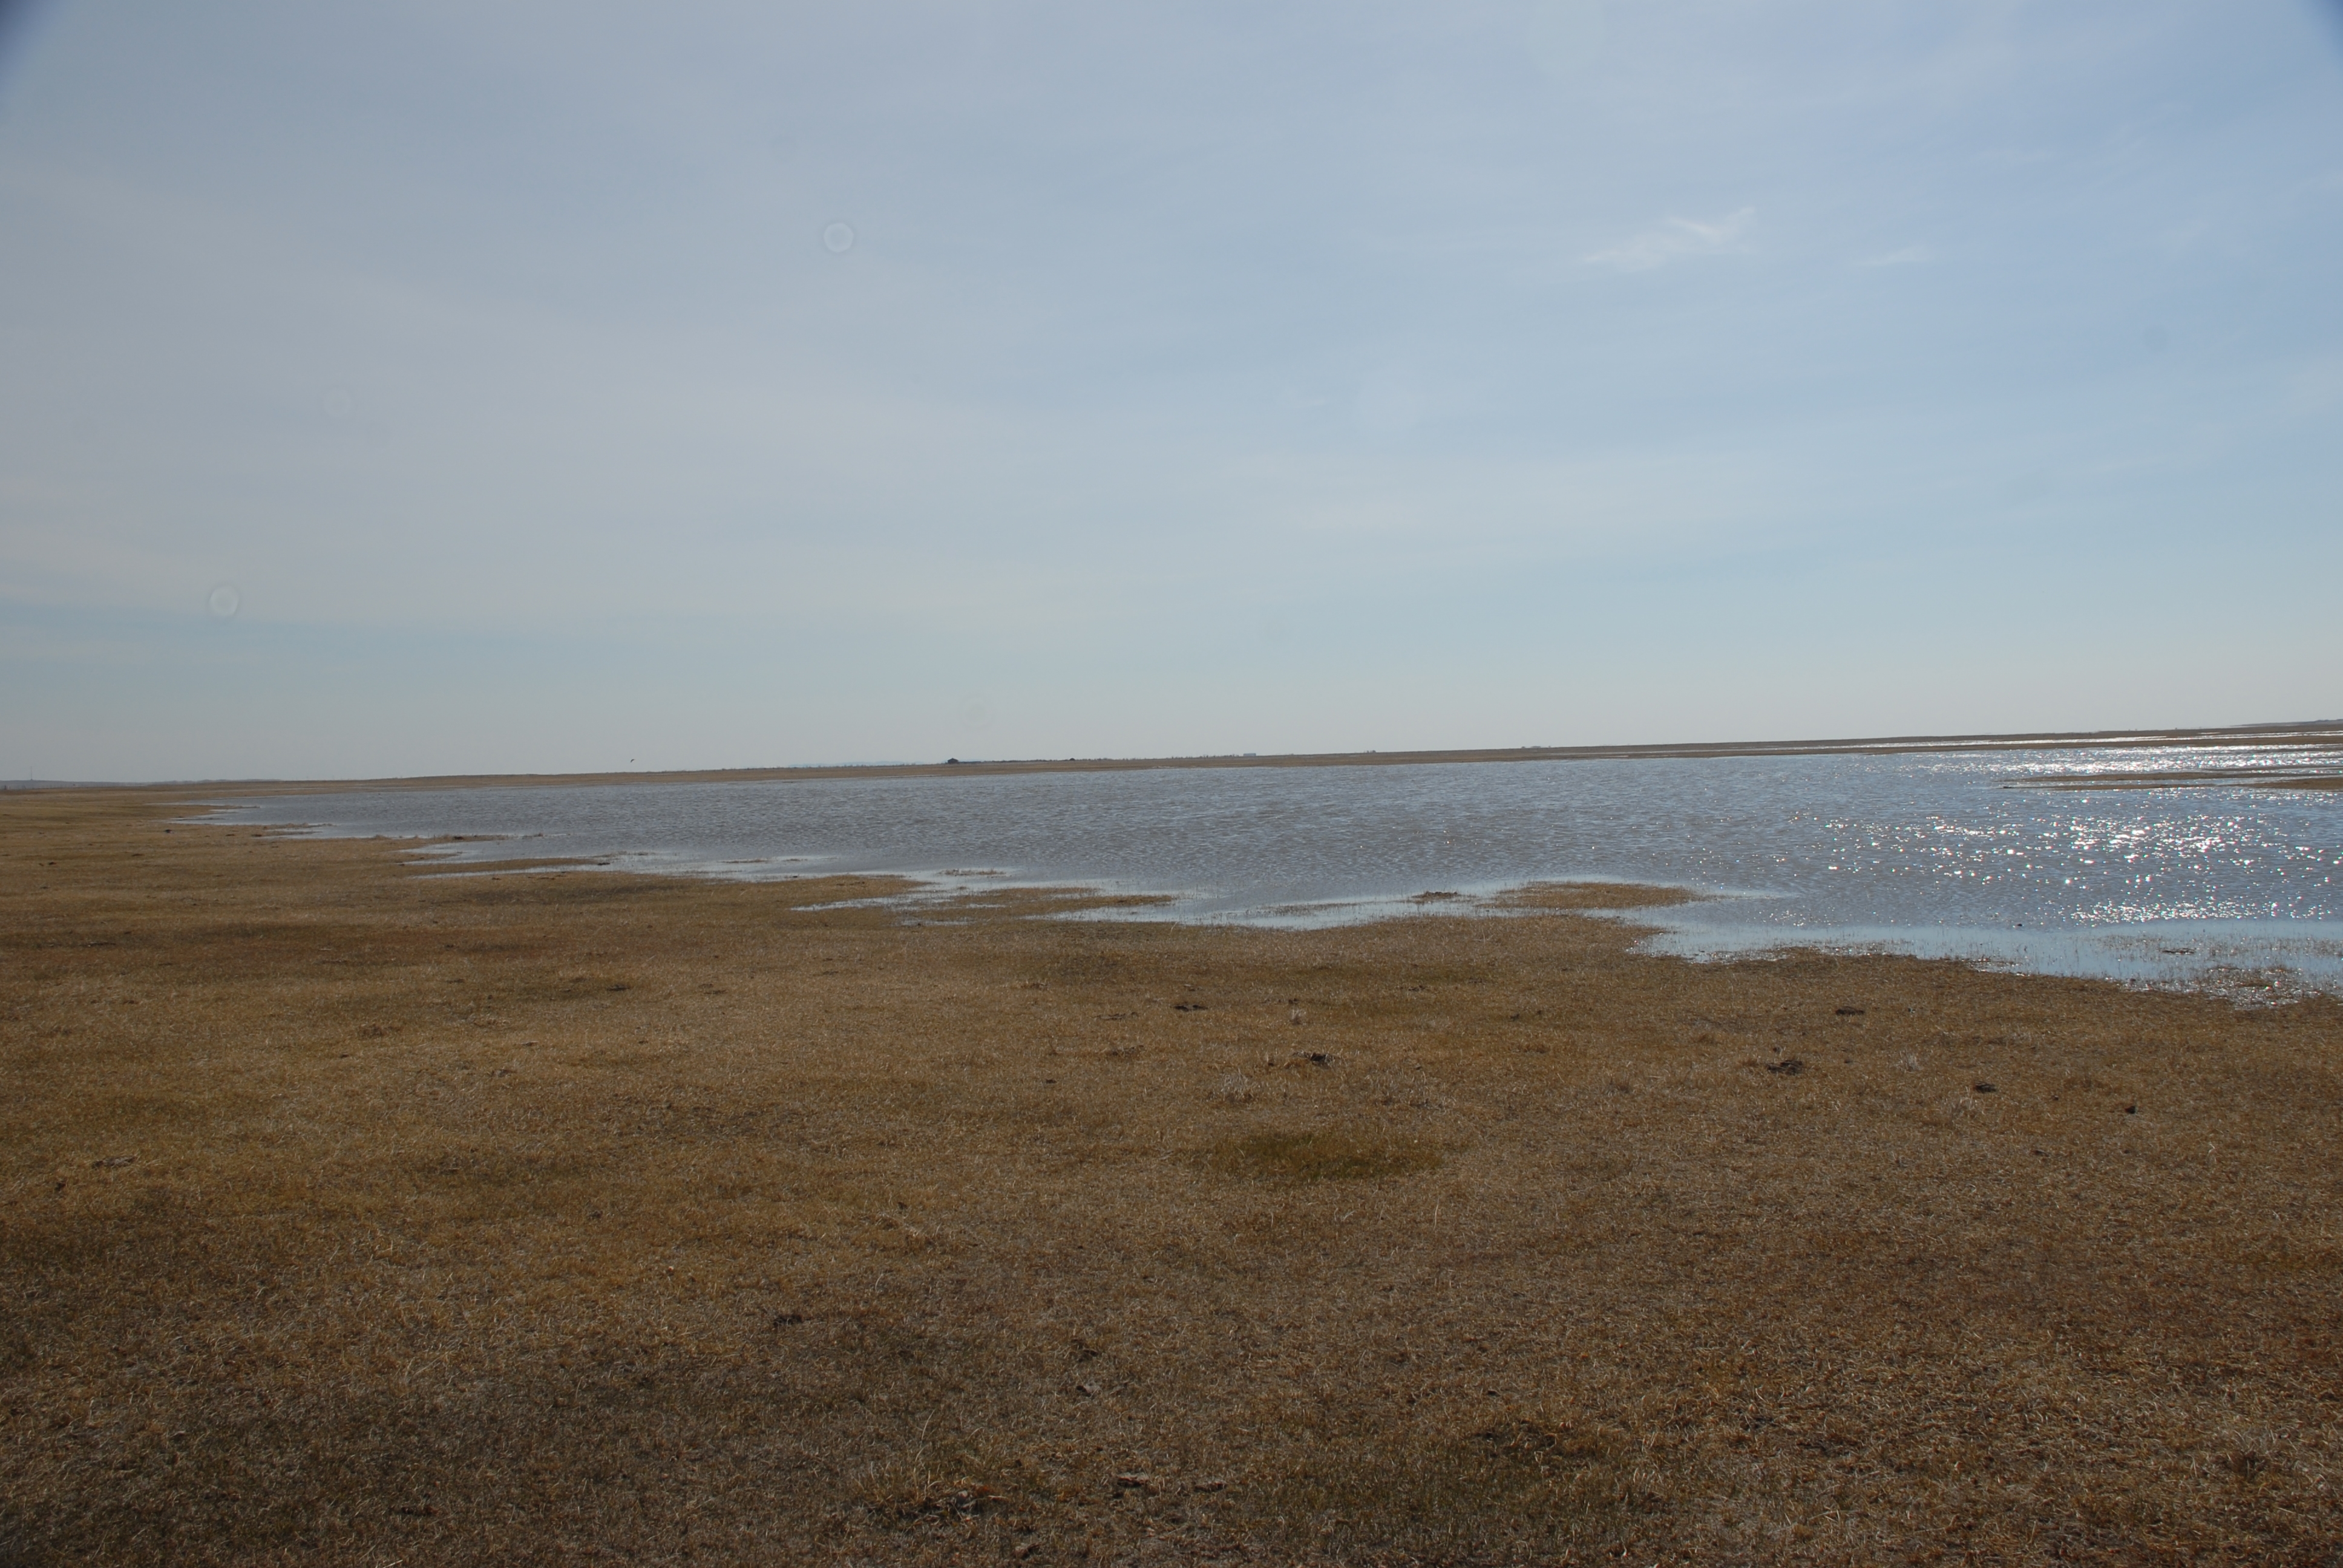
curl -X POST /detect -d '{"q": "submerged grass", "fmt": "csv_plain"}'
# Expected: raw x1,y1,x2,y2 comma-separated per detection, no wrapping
4,789,2342,1564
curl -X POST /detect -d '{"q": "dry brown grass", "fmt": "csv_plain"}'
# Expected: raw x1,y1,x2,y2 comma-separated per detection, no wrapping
5,788,2342,1565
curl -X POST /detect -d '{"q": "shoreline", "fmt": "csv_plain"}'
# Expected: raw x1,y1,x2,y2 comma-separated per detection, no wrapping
183,763,2343,1002
22,716,2343,796
7,788,2343,1563
385,844,2343,1004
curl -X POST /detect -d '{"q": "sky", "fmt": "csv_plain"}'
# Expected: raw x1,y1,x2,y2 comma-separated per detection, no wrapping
3,1,2341,780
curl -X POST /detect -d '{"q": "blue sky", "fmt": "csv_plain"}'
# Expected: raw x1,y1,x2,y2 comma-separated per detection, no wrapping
4,1,2341,779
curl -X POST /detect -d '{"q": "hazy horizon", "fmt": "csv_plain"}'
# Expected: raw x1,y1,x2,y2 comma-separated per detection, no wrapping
10,713,2341,791
7,2,2342,782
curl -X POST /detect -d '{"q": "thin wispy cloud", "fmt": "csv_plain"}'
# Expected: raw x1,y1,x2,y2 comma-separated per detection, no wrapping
1857,245,1932,267
1584,207,1754,272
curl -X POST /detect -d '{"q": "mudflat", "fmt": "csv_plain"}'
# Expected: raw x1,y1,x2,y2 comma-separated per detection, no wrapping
5,789,2340,1565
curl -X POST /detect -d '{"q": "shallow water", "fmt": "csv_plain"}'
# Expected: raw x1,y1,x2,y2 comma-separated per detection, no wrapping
209,743,2343,996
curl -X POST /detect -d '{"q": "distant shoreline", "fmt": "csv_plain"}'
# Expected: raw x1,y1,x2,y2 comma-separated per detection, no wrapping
13,716,2341,796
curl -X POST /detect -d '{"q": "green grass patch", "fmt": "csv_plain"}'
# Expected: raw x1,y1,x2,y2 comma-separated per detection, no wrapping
1211,1130,1440,1183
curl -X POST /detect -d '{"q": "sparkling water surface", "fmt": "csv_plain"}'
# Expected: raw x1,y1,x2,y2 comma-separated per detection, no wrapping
210,744,2343,996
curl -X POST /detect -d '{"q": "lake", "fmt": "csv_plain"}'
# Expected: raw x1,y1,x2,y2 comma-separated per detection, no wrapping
210,740,2343,997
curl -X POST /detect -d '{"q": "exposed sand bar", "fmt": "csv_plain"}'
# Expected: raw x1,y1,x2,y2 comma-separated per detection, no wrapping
129,716,2343,795
5,787,2341,1564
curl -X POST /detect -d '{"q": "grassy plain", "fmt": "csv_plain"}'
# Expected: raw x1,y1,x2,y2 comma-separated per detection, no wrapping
4,788,2342,1565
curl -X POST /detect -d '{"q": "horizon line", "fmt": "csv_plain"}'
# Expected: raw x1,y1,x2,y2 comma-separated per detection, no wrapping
18,716,2342,795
